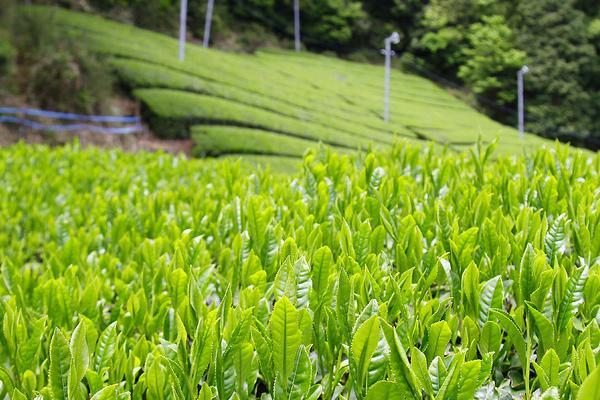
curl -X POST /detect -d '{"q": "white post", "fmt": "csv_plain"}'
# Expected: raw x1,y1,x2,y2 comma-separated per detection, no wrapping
382,32,400,123
517,65,529,139
383,40,392,123
179,0,188,61
203,0,215,48
294,0,301,52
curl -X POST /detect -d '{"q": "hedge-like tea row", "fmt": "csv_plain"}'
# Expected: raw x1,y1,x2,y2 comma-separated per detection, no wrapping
0,141,599,399
109,59,402,143
22,6,553,159
191,126,324,158
134,88,388,147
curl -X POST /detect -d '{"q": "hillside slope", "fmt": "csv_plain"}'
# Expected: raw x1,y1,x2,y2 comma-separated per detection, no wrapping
28,6,551,163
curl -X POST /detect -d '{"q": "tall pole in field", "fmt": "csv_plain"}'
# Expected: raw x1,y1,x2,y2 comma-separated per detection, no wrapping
203,0,215,48
179,0,188,61
381,32,400,123
517,65,529,139
294,0,301,52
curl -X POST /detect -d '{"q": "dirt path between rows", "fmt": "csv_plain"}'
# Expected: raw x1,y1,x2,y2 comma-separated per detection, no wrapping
0,123,194,156
0,95,194,156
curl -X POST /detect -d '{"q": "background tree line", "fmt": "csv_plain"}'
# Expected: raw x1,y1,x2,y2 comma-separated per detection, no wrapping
2,0,600,145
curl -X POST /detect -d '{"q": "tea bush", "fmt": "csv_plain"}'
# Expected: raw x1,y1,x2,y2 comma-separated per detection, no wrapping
0,141,599,399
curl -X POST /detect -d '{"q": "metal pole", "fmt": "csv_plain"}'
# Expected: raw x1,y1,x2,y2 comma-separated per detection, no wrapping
383,39,391,123
203,0,215,48
382,32,400,123
179,0,188,61
517,65,529,139
294,0,301,52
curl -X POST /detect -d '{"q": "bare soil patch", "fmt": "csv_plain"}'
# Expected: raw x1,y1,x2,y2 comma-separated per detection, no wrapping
0,96,193,156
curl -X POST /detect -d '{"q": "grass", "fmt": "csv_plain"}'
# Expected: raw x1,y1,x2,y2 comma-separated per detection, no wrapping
20,6,556,168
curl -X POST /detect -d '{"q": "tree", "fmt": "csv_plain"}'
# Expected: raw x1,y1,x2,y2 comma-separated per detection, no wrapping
411,0,498,76
0,0,15,80
458,15,526,105
300,0,366,48
229,0,366,49
359,0,425,51
512,0,596,138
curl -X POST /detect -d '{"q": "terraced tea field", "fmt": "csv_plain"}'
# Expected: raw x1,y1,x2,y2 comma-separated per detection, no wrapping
27,6,552,166
0,141,599,399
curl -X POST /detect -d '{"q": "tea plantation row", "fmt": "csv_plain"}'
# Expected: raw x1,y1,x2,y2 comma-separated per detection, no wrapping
0,141,599,399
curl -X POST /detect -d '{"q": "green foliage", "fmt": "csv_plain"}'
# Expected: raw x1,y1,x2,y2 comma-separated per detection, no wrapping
9,0,600,144
48,329,70,400
135,88,379,146
414,0,487,74
86,0,183,34
229,0,366,49
0,0,15,83
458,15,526,104
109,57,396,144
0,140,598,399
191,126,315,158
513,0,598,139
577,364,600,400
0,38,13,76
411,0,600,141
23,5,556,160
10,8,114,114
271,296,302,387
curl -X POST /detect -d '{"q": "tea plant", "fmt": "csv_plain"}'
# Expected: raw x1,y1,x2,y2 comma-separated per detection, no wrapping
0,141,599,399
21,6,552,160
